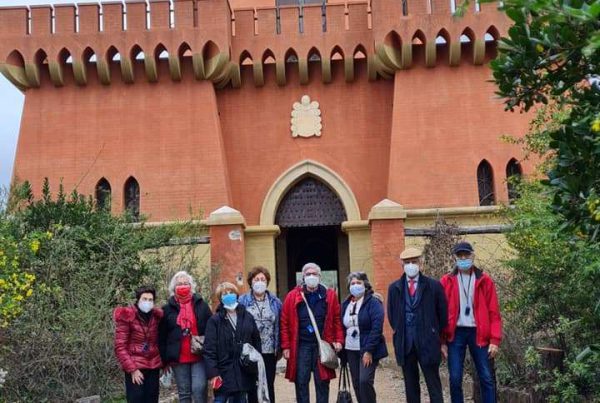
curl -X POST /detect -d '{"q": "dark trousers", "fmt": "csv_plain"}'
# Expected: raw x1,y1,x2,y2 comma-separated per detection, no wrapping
248,353,277,403
346,350,378,403
124,368,160,403
214,392,247,403
295,342,330,403
448,327,496,403
401,348,444,403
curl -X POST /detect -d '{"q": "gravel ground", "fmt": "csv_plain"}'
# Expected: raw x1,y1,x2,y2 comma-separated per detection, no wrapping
274,360,459,403
160,360,473,402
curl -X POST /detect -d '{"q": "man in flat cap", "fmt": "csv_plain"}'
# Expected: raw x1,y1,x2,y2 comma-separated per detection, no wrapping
441,241,502,403
387,247,448,403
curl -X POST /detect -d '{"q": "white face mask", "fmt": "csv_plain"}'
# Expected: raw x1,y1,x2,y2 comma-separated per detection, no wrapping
138,300,154,313
304,274,320,288
252,281,267,294
404,263,420,278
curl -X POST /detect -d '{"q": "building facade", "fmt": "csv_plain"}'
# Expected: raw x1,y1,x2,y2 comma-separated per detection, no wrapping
0,0,530,303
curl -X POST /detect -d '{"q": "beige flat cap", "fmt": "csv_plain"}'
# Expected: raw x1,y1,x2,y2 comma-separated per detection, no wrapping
400,247,422,260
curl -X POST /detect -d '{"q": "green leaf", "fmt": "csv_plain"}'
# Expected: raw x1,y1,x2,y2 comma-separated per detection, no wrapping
588,1,600,17
506,7,527,23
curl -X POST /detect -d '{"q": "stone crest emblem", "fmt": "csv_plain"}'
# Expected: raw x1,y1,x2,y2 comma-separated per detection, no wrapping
291,95,322,138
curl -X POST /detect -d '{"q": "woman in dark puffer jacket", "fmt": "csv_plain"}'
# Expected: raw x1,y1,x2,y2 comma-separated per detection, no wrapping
159,271,212,403
114,285,163,403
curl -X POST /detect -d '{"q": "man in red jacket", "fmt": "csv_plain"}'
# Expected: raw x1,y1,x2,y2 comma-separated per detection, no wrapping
441,242,502,403
281,262,344,403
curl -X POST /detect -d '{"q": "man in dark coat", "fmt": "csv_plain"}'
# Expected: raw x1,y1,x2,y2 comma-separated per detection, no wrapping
387,247,448,403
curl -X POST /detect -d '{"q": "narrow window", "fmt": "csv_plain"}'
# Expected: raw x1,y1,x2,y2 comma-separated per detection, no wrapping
124,176,140,220
95,178,111,211
477,160,495,206
506,158,523,203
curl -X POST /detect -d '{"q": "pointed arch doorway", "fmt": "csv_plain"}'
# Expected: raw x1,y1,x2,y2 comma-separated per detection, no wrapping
274,177,350,297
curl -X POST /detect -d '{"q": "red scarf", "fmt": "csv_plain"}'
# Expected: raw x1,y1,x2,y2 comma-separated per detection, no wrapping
175,287,196,334
175,288,200,363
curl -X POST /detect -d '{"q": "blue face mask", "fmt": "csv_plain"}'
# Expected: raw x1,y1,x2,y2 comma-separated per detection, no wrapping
221,293,237,307
349,284,365,298
457,259,473,271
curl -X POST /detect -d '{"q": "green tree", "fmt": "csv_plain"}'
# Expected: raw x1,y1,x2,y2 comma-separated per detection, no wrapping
490,0,600,236
482,2,600,397
0,180,203,401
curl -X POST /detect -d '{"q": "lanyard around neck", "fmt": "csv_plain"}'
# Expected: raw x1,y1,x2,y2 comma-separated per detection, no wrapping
459,272,473,306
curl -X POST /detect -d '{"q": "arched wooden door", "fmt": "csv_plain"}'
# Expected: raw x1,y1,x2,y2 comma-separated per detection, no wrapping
275,177,350,297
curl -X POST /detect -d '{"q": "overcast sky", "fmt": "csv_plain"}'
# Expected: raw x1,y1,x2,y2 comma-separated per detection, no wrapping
0,1,108,190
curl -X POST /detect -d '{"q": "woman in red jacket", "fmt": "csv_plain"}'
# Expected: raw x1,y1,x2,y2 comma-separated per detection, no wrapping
114,285,163,403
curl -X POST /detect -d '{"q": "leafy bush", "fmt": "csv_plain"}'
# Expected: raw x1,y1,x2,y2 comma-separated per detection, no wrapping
0,180,205,401
500,180,600,401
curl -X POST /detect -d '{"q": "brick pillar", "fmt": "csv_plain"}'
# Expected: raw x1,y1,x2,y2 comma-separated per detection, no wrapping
368,199,406,342
207,206,246,304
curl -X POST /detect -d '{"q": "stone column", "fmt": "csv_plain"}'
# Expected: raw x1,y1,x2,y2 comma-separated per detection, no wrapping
341,220,373,278
244,225,281,293
368,199,407,341
207,206,246,301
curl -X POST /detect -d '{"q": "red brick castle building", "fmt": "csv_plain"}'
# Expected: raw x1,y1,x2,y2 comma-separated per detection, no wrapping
0,0,529,299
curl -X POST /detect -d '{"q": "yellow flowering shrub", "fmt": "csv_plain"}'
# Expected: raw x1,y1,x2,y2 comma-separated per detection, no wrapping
0,234,40,328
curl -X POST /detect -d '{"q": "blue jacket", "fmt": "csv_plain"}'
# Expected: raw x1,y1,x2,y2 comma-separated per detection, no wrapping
238,290,283,353
340,291,388,361
387,274,447,367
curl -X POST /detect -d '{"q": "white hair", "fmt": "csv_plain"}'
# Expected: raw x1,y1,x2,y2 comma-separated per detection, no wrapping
301,262,321,276
168,271,197,296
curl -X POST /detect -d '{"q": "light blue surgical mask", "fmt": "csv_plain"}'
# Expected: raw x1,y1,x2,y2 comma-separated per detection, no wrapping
138,300,154,313
221,293,238,308
349,284,365,298
457,259,473,271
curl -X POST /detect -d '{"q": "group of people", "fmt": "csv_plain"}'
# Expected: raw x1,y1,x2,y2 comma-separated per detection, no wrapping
113,241,502,403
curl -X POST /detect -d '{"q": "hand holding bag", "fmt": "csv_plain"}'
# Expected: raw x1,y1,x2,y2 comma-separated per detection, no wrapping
301,292,339,370
190,335,205,355
336,362,353,403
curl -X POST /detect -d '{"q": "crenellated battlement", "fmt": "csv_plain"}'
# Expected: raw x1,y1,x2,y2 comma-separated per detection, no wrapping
0,0,510,89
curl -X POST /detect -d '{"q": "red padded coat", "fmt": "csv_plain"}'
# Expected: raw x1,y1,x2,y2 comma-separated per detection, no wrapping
440,267,503,347
280,286,344,382
114,305,164,373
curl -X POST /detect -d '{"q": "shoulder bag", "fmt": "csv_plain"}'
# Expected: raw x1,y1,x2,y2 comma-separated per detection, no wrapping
301,292,339,370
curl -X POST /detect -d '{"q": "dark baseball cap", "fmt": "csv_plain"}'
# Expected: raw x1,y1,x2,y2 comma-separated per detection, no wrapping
452,241,474,255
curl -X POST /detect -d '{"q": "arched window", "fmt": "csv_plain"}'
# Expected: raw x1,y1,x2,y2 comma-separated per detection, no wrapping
95,178,111,211
506,158,523,203
124,177,140,220
477,160,495,206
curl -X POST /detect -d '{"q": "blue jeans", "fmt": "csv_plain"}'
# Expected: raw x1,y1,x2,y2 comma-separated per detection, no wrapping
173,360,208,403
448,327,496,403
295,342,330,403
214,392,247,403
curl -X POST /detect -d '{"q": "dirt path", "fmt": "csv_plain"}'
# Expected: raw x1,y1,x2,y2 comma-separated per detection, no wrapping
274,360,466,402
161,360,473,402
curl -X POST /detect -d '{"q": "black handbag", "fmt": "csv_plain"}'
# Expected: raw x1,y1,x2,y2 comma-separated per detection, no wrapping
336,362,353,403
